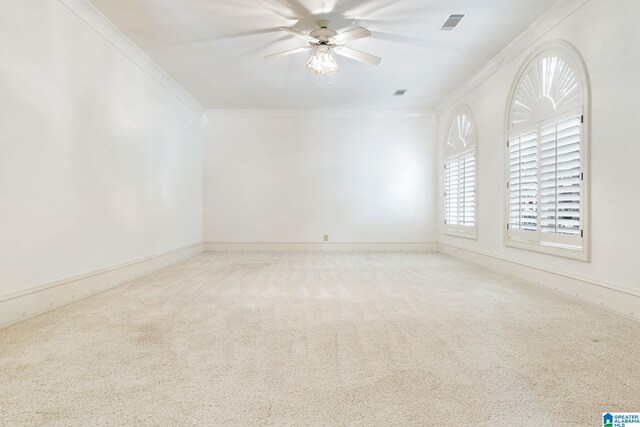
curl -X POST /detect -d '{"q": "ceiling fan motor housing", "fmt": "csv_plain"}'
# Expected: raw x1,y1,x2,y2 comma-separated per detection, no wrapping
310,21,337,44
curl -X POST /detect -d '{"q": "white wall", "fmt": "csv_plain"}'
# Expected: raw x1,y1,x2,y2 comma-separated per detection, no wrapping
0,0,204,299
203,111,437,246
436,0,640,293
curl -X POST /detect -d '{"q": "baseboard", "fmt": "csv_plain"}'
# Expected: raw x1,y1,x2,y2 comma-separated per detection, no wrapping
10,241,631,327
203,242,437,252
0,243,203,329
438,243,640,322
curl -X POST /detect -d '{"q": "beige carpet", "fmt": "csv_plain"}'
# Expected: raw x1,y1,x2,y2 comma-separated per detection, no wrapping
1,252,639,426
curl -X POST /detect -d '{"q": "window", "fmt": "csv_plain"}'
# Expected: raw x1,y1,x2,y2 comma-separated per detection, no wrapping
506,42,590,260
445,107,477,239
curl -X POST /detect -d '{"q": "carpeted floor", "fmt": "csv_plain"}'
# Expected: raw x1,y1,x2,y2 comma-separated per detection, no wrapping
1,252,639,426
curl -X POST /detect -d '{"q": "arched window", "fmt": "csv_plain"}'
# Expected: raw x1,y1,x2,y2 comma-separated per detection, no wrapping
506,41,589,260
445,106,477,238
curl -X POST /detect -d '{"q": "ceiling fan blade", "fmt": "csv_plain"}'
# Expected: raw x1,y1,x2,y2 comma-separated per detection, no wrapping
278,27,319,43
265,45,314,60
329,27,371,44
333,46,381,65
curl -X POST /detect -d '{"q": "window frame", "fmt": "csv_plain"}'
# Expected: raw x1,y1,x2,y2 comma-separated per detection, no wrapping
503,41,590,261
444,106,478,240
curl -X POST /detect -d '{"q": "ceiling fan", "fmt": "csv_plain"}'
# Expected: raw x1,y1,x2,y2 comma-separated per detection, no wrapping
265,20,381,76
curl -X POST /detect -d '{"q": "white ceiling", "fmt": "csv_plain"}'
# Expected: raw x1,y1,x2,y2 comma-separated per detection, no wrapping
87,0,560,110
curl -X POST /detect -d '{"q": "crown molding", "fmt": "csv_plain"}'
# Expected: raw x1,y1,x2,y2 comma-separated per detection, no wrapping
205,109,436,119
435,0,591,115
57,0,205,114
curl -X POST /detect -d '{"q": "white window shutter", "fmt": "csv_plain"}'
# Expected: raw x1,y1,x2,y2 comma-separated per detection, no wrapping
445,161,458,225
445,154,475,227
540,116,581,236
508,131,538,231
462,154,476,226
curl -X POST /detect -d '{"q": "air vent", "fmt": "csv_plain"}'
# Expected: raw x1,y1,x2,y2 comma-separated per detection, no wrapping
395,89,407,96
440,13,466,31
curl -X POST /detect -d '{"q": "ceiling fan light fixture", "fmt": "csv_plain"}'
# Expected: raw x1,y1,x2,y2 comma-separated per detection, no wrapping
266,22,379,75
306,45,338,76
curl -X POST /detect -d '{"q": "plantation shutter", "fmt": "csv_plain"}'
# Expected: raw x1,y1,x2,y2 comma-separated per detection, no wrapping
508,131,538,231
540,116,582,236
445,160,459,225
462,154,475,226
445,154,475,226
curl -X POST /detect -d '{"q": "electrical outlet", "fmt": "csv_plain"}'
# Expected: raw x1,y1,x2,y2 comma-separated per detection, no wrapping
324,235,329,242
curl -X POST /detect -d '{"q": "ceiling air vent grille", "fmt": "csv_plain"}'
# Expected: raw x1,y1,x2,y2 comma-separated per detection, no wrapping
440,13,466,31
395,89,407,96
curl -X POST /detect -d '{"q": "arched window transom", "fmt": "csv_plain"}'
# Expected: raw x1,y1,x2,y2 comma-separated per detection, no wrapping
511,55,583,129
